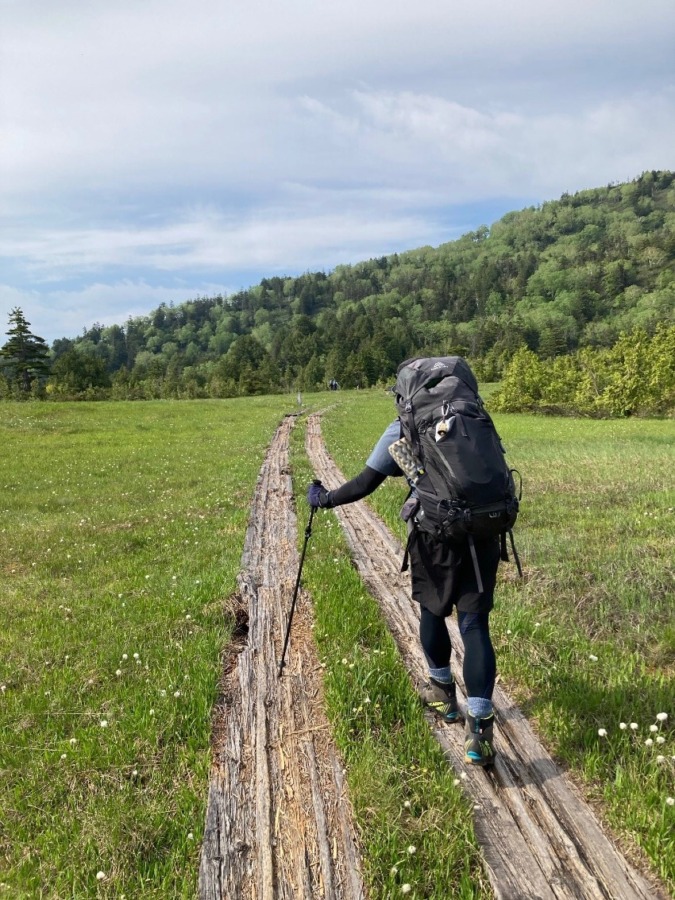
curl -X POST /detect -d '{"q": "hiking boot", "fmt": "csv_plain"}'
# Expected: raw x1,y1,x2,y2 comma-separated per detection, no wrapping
464,712,496,766
420,678,459,723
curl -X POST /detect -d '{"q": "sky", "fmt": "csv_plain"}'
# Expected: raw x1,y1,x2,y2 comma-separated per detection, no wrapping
1,0,674,345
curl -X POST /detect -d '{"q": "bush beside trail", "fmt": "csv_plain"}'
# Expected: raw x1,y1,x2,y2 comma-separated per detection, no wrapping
492,325,675,417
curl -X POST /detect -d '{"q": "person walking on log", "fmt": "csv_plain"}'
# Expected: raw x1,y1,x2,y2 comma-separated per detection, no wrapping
307,358,515,767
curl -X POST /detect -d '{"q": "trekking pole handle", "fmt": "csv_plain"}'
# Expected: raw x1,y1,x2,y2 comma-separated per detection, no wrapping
306,479,323,536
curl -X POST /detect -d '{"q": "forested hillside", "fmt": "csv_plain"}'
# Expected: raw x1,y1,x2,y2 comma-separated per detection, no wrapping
21,171,675,400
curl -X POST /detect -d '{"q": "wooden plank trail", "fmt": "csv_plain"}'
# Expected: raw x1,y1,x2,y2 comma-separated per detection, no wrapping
306,413,667,900
200,416,365,900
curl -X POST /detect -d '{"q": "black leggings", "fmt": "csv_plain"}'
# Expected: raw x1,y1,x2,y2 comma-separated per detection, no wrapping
419,606,496,700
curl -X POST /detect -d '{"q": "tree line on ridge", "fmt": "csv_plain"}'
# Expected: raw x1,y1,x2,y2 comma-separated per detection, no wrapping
1,170,674,415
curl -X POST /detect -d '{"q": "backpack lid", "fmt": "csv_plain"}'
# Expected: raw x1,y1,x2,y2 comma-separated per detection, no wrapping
394,356,478,403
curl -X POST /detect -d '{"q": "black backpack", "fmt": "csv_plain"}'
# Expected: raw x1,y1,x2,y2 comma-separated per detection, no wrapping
391,356,522,588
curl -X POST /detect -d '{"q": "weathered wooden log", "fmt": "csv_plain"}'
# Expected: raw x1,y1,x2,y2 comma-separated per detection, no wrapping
200,417,365,900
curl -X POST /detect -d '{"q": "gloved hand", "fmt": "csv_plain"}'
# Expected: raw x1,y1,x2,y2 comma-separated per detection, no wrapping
307,481,331,509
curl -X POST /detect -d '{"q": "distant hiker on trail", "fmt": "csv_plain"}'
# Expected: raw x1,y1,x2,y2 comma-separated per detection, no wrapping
308,356,521,767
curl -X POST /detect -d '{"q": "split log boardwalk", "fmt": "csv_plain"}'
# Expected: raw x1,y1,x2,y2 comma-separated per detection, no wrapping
306,413,666,900
200,416,364,900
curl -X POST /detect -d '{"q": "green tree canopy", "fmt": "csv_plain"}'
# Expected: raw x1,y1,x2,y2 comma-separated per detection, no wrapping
0,308,50,394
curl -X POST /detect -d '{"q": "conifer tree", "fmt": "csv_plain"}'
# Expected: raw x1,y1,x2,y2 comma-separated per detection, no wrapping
0,308,50,394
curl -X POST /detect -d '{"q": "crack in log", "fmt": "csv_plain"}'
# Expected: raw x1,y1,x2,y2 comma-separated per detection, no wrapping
200,416,365,900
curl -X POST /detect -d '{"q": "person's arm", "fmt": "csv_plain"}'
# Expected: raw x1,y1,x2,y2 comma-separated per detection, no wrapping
322,465,387,507
307,419,401,509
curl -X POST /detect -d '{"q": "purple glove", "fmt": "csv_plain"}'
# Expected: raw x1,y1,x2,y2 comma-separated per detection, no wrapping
307,482,331,509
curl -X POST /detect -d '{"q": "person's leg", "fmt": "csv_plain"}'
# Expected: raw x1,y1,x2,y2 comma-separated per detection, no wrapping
408,529,462,721
419,604,451,676
455,538,500,764
458,610,496,717
418,605,458,721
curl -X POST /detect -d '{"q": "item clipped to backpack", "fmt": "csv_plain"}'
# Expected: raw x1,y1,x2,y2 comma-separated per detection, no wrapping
390,356,522,590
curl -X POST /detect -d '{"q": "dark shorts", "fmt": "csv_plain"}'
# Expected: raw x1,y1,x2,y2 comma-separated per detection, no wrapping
408,528,500,618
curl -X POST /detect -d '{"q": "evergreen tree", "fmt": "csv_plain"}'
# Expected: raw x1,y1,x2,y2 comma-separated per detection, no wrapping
0,308,50,394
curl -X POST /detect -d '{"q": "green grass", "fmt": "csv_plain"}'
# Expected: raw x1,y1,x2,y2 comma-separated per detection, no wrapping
317,388,675,892
0,398,292,898
1,391,673,898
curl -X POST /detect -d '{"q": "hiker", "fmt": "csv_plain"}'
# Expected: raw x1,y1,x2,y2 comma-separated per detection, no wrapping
308,357,515,767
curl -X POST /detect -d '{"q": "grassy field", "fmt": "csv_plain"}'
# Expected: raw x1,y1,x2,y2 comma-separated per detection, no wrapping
316,389,675,894
1,392,673,898
0,398,291,898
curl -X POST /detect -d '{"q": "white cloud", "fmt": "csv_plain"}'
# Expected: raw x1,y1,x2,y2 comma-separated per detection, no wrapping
295,88,675,200
0,205,439,277
1,0,673,341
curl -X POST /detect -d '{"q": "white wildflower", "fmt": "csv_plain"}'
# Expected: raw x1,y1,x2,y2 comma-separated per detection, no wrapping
666,797,675,806
407,845,416,854
96,871,106,881
619,722,627,730
630,723,638,730
598,728,608,737
645,738,654,747
656,736,666,744
649,724,658,733
656,712,668,722
589,654,598,662
401,887,411,895
187,832,194,840
100,720,108,728
115,669,122,677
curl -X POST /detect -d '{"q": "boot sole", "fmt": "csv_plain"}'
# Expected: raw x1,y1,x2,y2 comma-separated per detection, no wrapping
464,752,495,767
423,701,460,723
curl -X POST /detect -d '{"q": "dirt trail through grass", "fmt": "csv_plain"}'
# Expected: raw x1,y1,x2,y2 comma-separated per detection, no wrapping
305,414,666,900
199,416,364,899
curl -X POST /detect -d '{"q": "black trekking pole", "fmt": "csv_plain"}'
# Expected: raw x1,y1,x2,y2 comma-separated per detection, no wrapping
278,481,321,677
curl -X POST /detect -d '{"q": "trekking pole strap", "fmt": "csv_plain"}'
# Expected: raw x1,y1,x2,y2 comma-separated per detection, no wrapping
468,534,485,594
401,528,414,572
